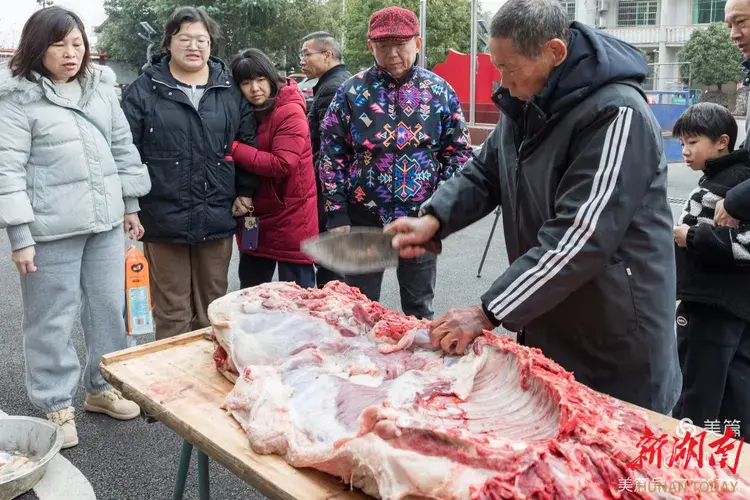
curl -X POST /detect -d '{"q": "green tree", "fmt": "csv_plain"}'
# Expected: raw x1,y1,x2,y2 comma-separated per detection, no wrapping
679,22,743,91
99,0,341,72
98,0,162,68
341,0,473,72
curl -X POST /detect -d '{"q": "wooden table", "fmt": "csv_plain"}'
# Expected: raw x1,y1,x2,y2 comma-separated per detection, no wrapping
101,329,750,499
101,329,369,500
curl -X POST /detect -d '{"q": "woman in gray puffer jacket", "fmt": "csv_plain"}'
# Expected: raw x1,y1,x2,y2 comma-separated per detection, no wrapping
0,7,151,449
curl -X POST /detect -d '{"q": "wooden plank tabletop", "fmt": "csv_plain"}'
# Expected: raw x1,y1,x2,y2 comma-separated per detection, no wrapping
100,329,369,500
101,329,750,499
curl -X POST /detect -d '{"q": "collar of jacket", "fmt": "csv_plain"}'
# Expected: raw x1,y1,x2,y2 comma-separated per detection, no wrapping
703,148,750,178
369,63,418,85
0,62,116,106
491,86,547,141
314,63,348,93
146,53,232,89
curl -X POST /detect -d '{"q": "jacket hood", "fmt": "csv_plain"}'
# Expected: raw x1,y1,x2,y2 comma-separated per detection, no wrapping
535,22,648,115
274,78,306,111
142,52,231,86
0,61,117,105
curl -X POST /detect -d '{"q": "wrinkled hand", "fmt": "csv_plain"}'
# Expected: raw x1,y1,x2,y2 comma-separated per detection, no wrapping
714,199,739,228
673,224,689,248
384,215,440,259
429,305,496,355
124,213,145,241
232,197,253,217
328,225,351,235
12,246,37,276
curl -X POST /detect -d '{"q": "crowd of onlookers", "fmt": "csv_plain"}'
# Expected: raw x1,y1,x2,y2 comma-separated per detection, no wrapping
0,3,471,449
2,0,750,460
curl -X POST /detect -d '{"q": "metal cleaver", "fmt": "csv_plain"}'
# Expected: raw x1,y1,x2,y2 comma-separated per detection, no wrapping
301,227,442,275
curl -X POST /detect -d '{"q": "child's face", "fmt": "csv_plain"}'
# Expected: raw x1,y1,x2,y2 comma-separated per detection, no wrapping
679,134,730,171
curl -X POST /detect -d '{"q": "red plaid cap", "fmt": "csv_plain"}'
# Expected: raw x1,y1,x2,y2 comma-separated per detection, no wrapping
367,6,420,42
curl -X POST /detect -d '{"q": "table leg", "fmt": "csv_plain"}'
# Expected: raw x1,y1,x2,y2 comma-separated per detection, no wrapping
197,450,210,500
172,440,193,500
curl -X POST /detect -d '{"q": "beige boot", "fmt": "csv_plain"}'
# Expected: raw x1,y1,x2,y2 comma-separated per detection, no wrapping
47,407,78,449
84,389,140,420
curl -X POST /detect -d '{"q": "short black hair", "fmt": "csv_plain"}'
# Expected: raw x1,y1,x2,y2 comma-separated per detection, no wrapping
673,102,738,152
230,48,285,96
489,0,569,58
301,31,342,61
9,6,91,81
161,6,219,54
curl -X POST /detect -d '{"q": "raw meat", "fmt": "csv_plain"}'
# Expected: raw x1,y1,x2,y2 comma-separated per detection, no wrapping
208,282,750,499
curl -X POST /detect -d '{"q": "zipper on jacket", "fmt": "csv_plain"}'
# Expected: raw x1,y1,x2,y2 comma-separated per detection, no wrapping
152,77,231,241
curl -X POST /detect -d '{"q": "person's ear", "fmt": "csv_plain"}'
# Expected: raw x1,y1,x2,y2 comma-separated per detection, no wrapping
367,40,375,55
415,37,423,51
718,134,731,151
545,38,567,68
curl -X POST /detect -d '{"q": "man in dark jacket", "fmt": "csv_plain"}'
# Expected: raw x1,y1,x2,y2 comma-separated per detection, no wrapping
714,0,750,228
300,31,351,288
120,6,257,340
319,6,472,319
387,0,681,414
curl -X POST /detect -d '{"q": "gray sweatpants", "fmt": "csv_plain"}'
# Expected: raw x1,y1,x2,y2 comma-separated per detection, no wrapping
20,228,126,413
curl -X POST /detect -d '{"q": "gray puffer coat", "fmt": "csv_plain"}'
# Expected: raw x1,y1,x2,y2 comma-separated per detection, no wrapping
0,63,151,251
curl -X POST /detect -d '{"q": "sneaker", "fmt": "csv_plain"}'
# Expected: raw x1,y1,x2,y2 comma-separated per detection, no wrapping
84,389,140,420
47,407,78,449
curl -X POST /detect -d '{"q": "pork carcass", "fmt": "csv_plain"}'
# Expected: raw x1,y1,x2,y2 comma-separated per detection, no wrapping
207,282,749,499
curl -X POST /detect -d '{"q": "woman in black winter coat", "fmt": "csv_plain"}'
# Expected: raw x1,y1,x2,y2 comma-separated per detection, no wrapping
120,6,258,340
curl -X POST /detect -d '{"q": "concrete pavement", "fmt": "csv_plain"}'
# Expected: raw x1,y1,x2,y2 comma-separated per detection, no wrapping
0,163,700,499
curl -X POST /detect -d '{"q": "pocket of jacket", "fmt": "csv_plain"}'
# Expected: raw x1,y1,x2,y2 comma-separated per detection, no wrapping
29,168,48,214
144,156,183,202
600,261,639,335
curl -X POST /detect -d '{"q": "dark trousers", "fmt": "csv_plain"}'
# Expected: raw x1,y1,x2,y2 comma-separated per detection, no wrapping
672,301,750,440
315,194,344,288
345,252,437,320
238,254,316,289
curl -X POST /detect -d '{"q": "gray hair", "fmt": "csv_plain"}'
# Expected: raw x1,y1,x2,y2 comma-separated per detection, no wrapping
489,0,569,58
301,31,342,61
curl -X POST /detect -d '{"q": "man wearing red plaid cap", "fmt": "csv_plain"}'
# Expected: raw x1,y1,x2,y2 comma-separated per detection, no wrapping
318,5,472,320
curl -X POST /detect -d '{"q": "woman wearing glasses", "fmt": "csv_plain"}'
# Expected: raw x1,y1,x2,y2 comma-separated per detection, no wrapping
120,6,258,340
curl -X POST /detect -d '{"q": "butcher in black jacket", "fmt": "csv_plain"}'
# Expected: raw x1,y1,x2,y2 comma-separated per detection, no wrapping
386,0,682,414
300,31,351,287
121,6,258,340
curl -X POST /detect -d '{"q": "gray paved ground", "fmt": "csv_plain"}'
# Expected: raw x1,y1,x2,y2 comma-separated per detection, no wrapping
1,163,700,500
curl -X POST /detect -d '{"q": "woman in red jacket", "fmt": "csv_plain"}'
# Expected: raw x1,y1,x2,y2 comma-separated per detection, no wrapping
229,48,318,288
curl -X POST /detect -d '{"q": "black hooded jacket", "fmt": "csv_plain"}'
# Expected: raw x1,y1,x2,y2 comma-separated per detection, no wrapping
120,53,258,244
422,23,681,414
676,149,750,322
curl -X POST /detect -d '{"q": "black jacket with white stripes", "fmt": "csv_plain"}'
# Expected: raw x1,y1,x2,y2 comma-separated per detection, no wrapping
422,22,681,414
676,149,750,322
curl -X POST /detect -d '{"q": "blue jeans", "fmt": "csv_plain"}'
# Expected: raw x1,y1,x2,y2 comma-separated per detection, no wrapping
344,252,437,320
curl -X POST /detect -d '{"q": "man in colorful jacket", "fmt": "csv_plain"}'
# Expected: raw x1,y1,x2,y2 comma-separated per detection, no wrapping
318,6,472,319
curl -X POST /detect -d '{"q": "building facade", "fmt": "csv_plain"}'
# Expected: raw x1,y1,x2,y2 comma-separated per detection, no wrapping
565,0,723,90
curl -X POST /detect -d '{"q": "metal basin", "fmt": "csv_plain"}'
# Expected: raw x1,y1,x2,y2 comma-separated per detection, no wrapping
0,416,63,500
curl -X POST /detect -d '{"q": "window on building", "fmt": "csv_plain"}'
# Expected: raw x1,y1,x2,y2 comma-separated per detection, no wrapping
693,0,726,23
617,0,658,26
560,0,576,20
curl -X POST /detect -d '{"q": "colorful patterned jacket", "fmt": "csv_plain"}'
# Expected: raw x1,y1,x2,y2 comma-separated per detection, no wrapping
318,64,472,228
